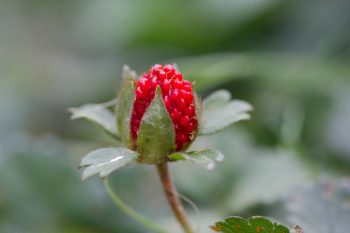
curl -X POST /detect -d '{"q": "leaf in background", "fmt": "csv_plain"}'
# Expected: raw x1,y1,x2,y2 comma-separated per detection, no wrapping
0,134,143,233
69,101,119,140
199,90,252,135
176,53,350,94
286,179,350,233
80,147,138,180
211,216,290,233
226,149,310,212
116,65,137,147
137,87,176,164
169,149,224,170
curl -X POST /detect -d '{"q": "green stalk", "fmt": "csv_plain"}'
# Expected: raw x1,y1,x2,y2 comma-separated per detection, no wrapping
103,177,169,233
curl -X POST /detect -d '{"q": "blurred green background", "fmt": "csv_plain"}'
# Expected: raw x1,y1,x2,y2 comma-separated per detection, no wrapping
1,0,350,232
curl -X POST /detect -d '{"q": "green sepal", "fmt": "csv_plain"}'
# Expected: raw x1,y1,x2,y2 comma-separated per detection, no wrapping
137,86,176,164
121,65,137,81
116,66,137,148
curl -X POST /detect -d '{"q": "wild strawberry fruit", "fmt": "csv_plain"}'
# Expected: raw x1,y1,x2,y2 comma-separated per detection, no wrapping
130,64,198,151
75,64,251,176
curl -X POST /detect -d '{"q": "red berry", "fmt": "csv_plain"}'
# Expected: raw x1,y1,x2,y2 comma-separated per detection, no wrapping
176,98,187,111
182,80,192,91
151,64,162,75
159,70,166,82
176,134,189,150
136,87,145,99
177,134,187,143
162,79,170,93
171,89,179,102
151,77,158,89
190,118,197,129
181,90,193,104
185,106,195,117
174,72,183,81
163,95,171,109
173,80,183,89
153,64,163,70
179,116,190,128
163,64,174,73
171,108,181,121
130,64,198,151
139,78,150,92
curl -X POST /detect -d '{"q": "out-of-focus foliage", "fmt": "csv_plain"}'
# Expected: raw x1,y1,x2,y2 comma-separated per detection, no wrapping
1,0,350,232
286,179,350,233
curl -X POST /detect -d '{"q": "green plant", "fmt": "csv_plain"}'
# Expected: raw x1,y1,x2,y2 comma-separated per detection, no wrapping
69,64,300,233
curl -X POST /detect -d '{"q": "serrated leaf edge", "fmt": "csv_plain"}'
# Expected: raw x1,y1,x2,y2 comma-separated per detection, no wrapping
212,216,290,233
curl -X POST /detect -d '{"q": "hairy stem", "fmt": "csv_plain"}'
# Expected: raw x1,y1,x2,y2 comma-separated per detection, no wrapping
103,177,168,233
157,163,194,233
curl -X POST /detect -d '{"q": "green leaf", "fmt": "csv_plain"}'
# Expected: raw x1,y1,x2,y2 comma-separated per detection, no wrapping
199,90,252,135
117,65,137,147
69,101,119,140
79,147,138,180
249,217,273,233
212,216,290,233
137,86,176,164
169,149,224,170
285,180,350,233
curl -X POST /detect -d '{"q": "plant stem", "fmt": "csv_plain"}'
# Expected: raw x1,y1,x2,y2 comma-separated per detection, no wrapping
103,177,168,233
157,163,194,233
